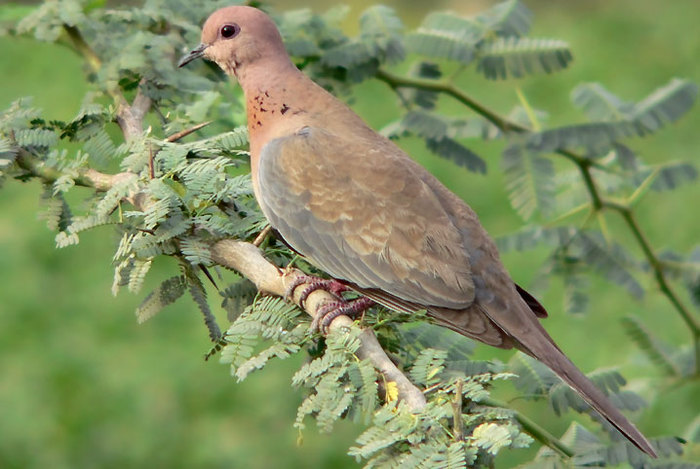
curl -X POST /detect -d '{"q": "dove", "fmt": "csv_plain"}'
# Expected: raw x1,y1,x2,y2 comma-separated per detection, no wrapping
179,6,656,457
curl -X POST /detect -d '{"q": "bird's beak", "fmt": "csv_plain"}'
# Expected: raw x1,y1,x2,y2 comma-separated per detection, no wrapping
178,43,209,68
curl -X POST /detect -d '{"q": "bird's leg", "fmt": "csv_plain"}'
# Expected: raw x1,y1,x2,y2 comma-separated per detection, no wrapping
311,297,375,334
284,274,348,307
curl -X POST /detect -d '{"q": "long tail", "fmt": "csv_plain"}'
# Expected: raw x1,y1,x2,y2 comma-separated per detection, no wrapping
357,284,657,457
514,318,657,457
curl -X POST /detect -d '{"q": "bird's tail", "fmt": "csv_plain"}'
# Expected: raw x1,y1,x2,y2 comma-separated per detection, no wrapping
515,318,657,458
359,285,657,457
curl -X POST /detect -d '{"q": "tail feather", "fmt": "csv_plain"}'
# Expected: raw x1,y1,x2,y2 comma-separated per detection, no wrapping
514,319,657,458
351,283,657,457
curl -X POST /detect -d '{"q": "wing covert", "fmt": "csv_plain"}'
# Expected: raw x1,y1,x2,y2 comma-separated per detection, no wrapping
257,126,475,309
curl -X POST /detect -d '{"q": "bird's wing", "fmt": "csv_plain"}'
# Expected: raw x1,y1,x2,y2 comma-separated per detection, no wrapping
257,126,475,309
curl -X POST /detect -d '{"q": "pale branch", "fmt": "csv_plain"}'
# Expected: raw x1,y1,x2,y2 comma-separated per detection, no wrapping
13,143,428,408
14,148,146,206
375,68,700,372
210,239,428,411
252,225,272,247
116,80,153,142
14,114,579,457
166,121,213,142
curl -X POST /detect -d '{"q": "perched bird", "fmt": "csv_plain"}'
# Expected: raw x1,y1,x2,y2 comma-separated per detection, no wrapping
180,6,656,457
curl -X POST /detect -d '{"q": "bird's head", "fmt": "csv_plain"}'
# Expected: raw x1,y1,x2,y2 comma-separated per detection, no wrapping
178,6,288,76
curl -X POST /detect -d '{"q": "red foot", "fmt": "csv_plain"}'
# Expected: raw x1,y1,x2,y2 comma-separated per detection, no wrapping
311,297,375,334
285,274,348,307
284,274,374,334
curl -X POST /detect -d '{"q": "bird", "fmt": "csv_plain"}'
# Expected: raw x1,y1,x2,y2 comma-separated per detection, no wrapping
179,5,656,457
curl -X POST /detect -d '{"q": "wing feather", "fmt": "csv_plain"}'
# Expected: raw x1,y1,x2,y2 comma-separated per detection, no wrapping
257,126,475,309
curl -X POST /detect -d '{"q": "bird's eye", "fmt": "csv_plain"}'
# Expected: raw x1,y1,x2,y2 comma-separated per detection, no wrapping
220,23,240,39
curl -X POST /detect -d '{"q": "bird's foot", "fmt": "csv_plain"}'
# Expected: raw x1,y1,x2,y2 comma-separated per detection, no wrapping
284,274,348,307
311,297,375,334
284,274,374,333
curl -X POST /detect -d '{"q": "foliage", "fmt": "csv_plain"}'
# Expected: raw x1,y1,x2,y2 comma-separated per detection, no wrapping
1,0,698,467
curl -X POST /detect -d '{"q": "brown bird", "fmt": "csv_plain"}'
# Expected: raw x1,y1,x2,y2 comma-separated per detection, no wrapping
179,6,656,457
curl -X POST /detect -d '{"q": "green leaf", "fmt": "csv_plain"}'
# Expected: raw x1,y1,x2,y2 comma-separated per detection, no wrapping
401,110,448,140
401,62,442,110
360,5,403,45
136,275,187,323
630,78,697,134
650,162,698,192
39,189,72,232
127,258,152,294
526,121,632,155
409,348,447,386
576,232,644,298
613,143,640,170
185,269,221,342
179,238,212,266
477,0,532,38
221,279,257,322
496,225,576,253
0,137,18,169
82,127,117,167
509,354,559,396
14,127,58,149
561,269,590,315
571,83,631,121
405,30,475,65
477,38,572,80
426,137,486,174
502,144,555,220
621,316,682,377
549,368,629,415
472,422,516,455
570,79,697,139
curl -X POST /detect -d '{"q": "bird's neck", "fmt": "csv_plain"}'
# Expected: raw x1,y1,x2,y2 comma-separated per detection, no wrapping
236,57,371,199
237,58,323,163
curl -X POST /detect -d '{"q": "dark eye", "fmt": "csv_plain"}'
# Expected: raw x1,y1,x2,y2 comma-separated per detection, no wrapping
220,23,240,39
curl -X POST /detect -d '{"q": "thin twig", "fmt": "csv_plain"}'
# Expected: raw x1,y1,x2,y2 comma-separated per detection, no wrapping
253,225,272,247
166,121,213,142
452,379,464,442
482,397,575,458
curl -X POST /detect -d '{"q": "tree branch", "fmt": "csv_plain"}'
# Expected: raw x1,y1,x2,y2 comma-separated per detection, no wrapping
210,239,428,411
116,80,152,142
13,145,428,408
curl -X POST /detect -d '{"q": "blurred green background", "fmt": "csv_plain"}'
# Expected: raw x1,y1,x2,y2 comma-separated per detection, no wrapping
1,1,698,468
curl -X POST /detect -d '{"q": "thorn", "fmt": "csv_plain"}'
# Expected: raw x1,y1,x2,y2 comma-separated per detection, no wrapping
200,265,219,290
166,121,213,142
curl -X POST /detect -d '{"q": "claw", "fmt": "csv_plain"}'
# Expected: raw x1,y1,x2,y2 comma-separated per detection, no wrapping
283,273,373,333
284,274,348,308
311,297,375,334
284,274,310,303
299,279,347,307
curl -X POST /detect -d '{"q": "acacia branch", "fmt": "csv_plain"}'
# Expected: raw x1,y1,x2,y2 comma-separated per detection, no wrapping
12,144,428,408
375,68,699,372
13,106,585,456
210,239,428,411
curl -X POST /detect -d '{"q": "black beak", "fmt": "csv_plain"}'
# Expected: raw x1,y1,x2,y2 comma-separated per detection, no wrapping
178,43,209,68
